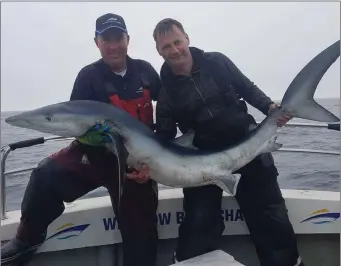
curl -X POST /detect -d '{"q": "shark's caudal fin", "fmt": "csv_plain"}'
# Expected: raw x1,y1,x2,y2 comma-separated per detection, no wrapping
280,40,340,123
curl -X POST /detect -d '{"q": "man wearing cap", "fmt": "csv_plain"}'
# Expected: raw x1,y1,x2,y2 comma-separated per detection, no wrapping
1,13,162,266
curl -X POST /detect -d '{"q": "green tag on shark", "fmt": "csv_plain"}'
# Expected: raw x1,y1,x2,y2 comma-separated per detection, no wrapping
77,124,111,146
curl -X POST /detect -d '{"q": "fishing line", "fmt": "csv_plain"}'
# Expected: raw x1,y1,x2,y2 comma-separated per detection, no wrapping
105,132,125,212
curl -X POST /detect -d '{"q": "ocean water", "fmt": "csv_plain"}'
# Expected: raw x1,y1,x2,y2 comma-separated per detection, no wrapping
1,98,339,212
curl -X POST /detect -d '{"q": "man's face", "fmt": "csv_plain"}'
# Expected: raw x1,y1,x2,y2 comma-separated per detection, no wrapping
155,25,191,69
95,28,130,68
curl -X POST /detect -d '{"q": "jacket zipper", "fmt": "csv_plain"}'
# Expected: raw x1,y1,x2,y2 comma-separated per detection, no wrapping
190,77,214,118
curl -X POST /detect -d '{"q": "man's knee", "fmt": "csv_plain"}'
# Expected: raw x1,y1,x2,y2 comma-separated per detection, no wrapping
26,158,57,191
27,156,92,203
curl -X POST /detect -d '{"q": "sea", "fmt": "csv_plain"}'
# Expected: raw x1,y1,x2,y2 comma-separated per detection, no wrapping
1,98,340,212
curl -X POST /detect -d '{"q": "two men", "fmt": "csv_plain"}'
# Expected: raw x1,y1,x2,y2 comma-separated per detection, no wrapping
2,13,303,266
153,18,304,266
1,13,162,266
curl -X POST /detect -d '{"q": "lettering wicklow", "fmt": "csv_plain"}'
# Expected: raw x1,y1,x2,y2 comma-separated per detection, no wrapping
103,208,245,231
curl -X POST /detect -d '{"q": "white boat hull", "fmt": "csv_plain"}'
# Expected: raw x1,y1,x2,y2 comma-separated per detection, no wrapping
1,188,340,266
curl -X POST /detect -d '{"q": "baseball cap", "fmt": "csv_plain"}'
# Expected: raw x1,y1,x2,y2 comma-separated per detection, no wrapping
95,13,128,36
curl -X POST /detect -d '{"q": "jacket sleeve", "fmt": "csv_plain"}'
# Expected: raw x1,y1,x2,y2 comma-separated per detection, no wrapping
217,53,274,115
70,67,95,101
155,89,178,141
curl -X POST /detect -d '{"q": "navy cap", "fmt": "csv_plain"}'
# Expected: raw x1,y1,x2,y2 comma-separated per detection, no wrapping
95,13,128,35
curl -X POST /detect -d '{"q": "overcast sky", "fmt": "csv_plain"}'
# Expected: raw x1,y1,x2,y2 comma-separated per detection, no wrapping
1,2,340,112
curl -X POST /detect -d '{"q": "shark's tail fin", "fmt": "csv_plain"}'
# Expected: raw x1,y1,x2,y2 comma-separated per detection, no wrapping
280,40,340,123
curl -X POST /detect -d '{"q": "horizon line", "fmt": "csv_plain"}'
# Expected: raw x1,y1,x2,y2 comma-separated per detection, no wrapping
1,97,339,113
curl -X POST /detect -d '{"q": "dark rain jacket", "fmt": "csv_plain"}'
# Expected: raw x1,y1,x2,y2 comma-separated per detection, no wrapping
155,47,274,149
68,56,162,161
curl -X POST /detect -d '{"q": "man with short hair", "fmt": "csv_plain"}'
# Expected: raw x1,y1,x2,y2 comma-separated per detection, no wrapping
2,13,162,266
153,18,304,266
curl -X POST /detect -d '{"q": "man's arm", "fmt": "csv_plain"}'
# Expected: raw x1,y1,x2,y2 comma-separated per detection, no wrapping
155,89,178,140
70,66,95,101
216,53,274,115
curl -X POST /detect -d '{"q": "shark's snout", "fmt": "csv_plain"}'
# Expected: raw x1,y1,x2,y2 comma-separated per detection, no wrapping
5,116,31,128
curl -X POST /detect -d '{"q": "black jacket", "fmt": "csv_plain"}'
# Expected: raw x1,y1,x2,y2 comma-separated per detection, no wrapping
70,56,162,102
68,56,162,159
155,47,274,149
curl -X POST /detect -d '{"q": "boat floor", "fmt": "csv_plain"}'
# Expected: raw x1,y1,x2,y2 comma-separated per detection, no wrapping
1,188,339,266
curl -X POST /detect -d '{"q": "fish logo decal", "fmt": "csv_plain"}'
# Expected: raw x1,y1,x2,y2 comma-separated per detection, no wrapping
300,209,340,224
46,223,90,240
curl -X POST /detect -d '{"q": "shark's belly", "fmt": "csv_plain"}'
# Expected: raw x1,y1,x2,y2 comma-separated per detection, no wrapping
150,159,207,187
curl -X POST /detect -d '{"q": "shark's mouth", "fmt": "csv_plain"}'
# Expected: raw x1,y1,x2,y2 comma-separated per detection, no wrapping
33,126,72,137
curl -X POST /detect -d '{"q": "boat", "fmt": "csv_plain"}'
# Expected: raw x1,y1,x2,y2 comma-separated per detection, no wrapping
1,122,340,266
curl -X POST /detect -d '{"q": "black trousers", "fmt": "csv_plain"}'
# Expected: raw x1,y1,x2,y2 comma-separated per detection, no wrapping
175,153,302,266
16,141,158,266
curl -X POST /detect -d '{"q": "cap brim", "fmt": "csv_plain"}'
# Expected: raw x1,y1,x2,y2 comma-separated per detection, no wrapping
96,26,127,35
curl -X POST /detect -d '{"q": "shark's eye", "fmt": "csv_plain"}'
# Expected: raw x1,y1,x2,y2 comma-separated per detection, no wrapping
45,116,52,122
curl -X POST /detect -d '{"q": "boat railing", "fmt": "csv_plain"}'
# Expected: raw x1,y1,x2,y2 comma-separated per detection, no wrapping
1,122,339,220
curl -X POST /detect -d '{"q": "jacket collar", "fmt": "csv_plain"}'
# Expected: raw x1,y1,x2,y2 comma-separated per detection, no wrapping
160,46,205,88
97,55,135,78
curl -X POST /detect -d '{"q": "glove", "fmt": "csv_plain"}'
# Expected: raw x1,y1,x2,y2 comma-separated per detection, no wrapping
77,124,112,146
268,102,292,127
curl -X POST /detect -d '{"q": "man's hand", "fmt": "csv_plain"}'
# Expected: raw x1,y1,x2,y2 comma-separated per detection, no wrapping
77,124,112,146
78,125,151,184
268,103,292,127
126,164,151,184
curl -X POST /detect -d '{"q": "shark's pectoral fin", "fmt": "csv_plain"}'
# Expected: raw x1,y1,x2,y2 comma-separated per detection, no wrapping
206,173,241,196
259,134,283,154
261,142,283,154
